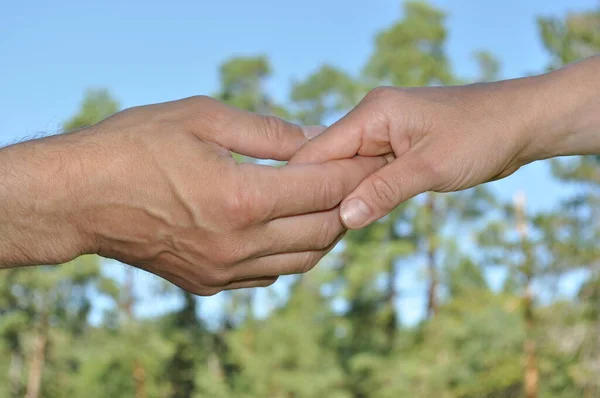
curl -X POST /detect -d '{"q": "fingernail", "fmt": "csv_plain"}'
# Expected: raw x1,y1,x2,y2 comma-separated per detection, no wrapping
384,153,396,163
340,198,371,229
301,125,326,140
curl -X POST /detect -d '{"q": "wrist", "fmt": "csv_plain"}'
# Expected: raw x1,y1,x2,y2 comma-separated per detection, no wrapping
0,132,96,267
518,55,600,163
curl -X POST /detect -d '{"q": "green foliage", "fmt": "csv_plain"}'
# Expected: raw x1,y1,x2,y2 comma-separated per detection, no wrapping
368,291,524,398
472,50,501,82
538,9,600,396
364,0,454,86
291,65,359,125
224,278,348,398
216,55,289,118
538,9,600,69
62,89,120,132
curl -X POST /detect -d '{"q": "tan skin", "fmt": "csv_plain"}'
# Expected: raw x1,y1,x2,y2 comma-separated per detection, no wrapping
1,56,598,295
0,96,387,295
291,55,600,229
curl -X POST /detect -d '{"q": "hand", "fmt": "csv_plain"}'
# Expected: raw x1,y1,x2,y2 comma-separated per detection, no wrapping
291,57,600,229
0,96,386,295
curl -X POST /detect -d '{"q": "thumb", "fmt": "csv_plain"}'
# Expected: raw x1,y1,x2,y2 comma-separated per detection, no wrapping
339,152,434,229
219,112,324,161
289,104,366,165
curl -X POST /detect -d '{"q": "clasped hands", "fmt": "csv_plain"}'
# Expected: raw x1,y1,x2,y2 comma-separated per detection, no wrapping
6,60,597,295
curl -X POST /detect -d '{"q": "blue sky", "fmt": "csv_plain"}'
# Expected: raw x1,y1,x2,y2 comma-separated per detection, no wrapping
1,0,596,324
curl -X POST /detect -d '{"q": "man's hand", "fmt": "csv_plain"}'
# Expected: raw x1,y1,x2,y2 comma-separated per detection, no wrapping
291,55,600,229
0,96,386,295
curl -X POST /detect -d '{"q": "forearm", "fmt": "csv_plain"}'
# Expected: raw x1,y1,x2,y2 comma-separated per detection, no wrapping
0,134,92,268
523,54,600,162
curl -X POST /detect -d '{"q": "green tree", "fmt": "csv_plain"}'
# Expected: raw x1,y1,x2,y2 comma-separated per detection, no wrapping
371,290,524,398
63,89,120,132
286,3,500,397
222,273,348,398
538,8,600,396
216,55,288,118
0,256,116,398
0,89,120,398
472,50,501,82
364,1,454,87
291,65,359,125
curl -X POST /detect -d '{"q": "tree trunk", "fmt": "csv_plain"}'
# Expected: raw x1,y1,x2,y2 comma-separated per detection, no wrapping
133,358,147,398
523,283,538,398
385,219,398,349
125,267,147,398
426,193,439,318
9,348,23,398
25,314,48,398
385,258,398,349
515,193,539,398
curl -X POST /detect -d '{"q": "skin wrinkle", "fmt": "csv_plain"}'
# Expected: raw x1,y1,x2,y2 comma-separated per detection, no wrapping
160,249,233,288
97,133,216,264
3,57,598,294
0,138,86,265
42,95,383,294
256,230,344,267
296,74,587,228
245,220,345,260
135,131,202,230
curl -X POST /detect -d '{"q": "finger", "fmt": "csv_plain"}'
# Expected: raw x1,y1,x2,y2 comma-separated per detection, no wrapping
251,208,345,256
232,233,345,280
339,152,435,229
241,155,388,220
233,250,324,280
217,110,325,160
223,276,279,292
150,265,278,296
289,97,393,164
149,267,219,296
289,109,363,164
236,207,345,258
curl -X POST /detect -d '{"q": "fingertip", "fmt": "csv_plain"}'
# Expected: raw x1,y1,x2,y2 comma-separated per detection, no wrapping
346,155,390,173
288,140,326,165
340,198,373,229
301,125,326,140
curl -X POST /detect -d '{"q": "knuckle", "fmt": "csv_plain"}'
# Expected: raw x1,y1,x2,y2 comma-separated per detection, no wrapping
319,171,345,209
315,218,342,251
419,154,445,187
200,267,232,287
196,286,222,297
365,86,395,103
182,95,225,133
168,275,222,296
428,160,446,183
207,238,244,266
183,96,226,116
184,95,213,107
223,192,246,220
223,183,262,227
258,277,278,288
320,182,336,209
208,249,233,267
259,115,286,144
297,252,319,274
369,174,400,210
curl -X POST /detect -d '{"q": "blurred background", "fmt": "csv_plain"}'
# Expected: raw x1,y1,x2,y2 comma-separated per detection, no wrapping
1,0,599,397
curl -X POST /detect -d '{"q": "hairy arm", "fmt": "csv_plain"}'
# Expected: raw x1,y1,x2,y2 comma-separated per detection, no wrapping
0,132,95,267
0,97,386,295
